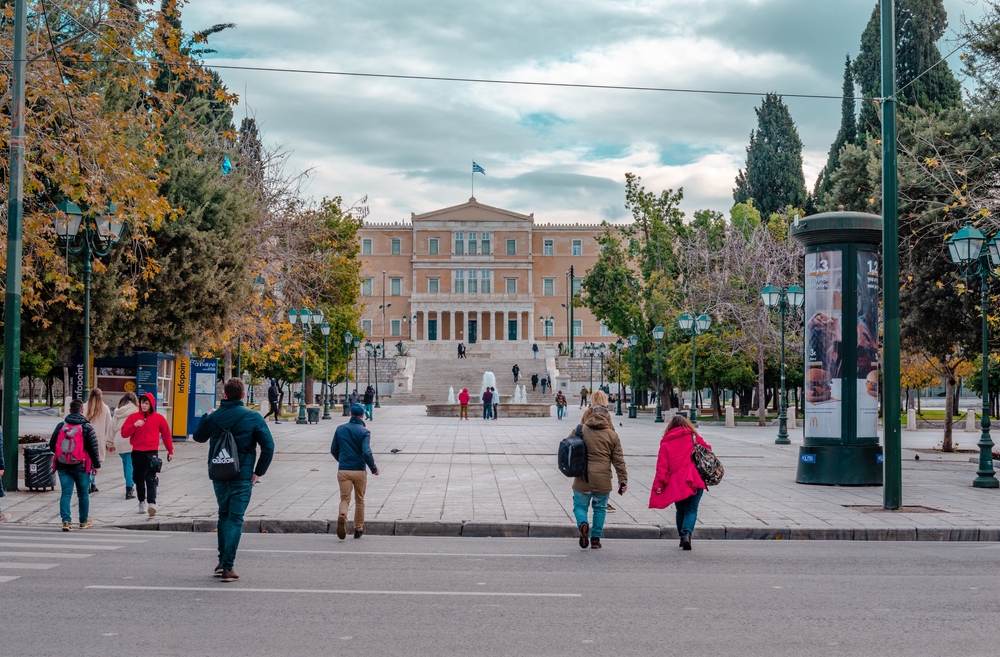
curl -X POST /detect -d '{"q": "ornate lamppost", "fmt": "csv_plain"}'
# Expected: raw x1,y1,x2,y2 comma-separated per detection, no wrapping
614,338,624,416
652,325,665,423
628,333,638,418
761,284,805,444
287,307,323,424
678,313,712,424
353,335,361,400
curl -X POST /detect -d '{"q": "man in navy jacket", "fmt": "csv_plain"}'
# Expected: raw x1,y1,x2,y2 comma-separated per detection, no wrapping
331,404,379,539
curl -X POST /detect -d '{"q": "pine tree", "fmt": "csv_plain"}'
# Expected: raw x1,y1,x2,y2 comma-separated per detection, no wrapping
854,0,961,138
733,93,808,219
814,56,857,204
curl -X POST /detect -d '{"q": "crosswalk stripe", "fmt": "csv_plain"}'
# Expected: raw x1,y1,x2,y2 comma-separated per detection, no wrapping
0,563,59,570
0,534,147,544
0,576,21,582
0,542,121,550
0,552,93,558
1,528,175,538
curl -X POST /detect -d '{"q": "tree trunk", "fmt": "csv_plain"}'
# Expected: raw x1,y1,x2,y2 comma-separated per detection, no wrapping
953,377,961,416
942,376,955,452
711,383,722,419
62,366,70,406
917,387,922,414
45,374,54,407
757,350,767,426
27,376,34,406
223,347,233,382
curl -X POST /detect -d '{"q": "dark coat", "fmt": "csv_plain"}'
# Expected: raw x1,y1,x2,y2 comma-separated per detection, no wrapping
193,399,275,481
49,413,102,472
267,385,280,404
331,417,378,473
363,387,375,405
531,374,539,385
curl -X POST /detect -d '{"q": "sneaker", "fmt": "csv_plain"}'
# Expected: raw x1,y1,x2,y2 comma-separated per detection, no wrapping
125,486,135,500
336,514,347,540
214,563,224,578
590,538,602,549
137,502,147,514
220,570,240,583
62,522,73,532
89,483,99,494
606,503,616,511
579,522,590,549
79,519,93,530
0,513,10,524
354,528,364,539
147,504,157,517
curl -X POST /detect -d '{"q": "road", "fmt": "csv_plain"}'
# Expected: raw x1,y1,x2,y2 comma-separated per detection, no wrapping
0,524,997,656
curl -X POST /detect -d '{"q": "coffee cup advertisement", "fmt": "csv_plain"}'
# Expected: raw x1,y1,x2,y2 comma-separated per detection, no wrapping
857,251,880,438
804,250,842,438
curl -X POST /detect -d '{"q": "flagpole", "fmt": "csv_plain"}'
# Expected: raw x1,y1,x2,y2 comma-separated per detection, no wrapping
471,165,474,198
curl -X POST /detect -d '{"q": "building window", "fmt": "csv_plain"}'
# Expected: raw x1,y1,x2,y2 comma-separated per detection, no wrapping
361,319,372,335
481,232,491,255
543,239,553,256
572,278,582,295
362,238,372,255
454,232,465,255
468,232,477,256
600,322,611,337
390,320,401,336
468,269,478,294
573,320,582,337
506,278,517,294
481,270,491,294
362,278,373,296
391,238,401,255
572,239,582,256
454,270,465,294
428,278,439,294
506,239,516,256
544,321,554,337
390,278,401,296
429,238,439,255
543,278,554,296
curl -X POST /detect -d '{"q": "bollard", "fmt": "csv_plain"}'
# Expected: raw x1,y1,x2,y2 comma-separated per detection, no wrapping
725,406,735,428
906,408,917,432
966,409,978,433
788,411,796,430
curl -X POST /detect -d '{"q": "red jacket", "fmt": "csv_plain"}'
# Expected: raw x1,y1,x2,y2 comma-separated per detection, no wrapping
458,389,470,404
121,393,174,455
648,426,711,509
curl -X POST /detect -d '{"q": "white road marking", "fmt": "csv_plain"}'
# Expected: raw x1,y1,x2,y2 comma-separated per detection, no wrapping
0,534,146,544
88,585,581,598
0,563,59,570
0,576,21,582
0,551,93,558
188,548,566,558
0,542,121,551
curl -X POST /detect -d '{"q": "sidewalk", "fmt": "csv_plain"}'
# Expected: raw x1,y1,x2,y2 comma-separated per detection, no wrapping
4,406,999,539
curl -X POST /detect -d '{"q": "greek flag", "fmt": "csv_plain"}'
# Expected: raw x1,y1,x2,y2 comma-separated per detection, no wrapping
472,162,485,175
221,155,232,176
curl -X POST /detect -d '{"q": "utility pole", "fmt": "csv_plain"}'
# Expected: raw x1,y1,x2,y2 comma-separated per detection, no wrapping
881,0,902,509
2,0,27,493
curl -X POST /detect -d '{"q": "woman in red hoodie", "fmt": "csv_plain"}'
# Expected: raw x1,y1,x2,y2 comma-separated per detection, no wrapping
458,388,470,420
121,393,173,517
649,415,711,550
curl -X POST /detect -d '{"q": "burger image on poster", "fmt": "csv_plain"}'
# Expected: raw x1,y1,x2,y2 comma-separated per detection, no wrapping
866,370,878,398
806,368,832,403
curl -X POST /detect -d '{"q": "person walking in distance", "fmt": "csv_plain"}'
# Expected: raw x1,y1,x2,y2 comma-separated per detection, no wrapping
0,427,9,524
541,376,548,395
570,390,627,550
650,415,711,551
532,343,538,359
193,378,275,582
363,385,375,420
348,388,360,409
263,380,281,423
121,393,173,517
531,373,539,392
580,386,590,408
458,387,470,420
85,389,112,494
482,387,493,420
106,392,139,500
555,389,567,420
512,364,520,384
332,404,379,539
491,386,499,420
50,400,102,531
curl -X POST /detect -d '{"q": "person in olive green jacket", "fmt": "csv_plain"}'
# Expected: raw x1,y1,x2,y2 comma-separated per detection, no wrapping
570,390,627,550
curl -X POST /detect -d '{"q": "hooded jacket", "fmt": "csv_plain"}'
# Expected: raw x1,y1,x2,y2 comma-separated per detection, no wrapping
648,426,712,509
458,389,470,405
571,406,627,494
193,399,275,481
106,402,138,454
49,413,102,472
363,387,375,405
555,392,567,407
121,393,174,455
331,416,378,473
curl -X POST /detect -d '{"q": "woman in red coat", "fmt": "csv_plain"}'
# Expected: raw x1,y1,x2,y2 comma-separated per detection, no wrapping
649,415,711,550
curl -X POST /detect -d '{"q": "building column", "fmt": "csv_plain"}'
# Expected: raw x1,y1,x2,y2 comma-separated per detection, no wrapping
457,310,464,342
527,310,534,342
422,311,428,342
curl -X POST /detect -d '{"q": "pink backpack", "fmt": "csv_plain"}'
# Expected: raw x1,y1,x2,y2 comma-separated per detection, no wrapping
53,424,90,472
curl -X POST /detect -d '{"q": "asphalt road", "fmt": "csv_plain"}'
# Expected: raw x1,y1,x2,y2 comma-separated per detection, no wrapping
1,524,997,657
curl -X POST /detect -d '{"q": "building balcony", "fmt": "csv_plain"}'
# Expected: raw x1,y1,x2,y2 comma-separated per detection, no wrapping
409,293,535,304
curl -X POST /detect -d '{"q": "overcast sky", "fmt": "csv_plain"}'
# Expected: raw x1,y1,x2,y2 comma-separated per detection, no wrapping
184,0,986,224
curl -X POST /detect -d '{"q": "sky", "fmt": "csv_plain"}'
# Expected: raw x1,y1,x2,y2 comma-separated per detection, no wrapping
182,0,987,225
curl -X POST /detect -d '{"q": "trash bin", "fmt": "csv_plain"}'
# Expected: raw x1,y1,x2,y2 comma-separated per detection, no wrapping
23,444,55,491
307,407,320,424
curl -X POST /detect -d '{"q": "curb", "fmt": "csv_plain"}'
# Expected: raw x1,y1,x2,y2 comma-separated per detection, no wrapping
110,519,1000,541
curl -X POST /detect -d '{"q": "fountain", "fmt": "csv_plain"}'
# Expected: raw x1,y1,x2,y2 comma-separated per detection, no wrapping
480,371,496,394
447,386,455,404
424,369,549,417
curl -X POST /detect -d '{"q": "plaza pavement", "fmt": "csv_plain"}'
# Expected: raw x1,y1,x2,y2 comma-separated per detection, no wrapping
4,406,1000,538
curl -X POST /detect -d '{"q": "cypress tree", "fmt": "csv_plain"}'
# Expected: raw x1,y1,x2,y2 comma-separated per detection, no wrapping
815,56,858,204
733,93,808,219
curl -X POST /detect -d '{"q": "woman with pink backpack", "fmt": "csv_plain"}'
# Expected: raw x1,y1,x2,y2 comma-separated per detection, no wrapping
49,399,102,531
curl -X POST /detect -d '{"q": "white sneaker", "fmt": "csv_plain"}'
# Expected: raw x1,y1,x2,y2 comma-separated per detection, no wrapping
147,504,157,517
137,502,147,514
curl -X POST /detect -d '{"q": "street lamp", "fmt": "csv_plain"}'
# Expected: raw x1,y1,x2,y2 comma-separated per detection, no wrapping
52,200,125,402
652,325,665,423
678,313,712,424
614,338,624,416
628,333,639,418
353,335,361,397
287,307,323,424
762,283,805,444
321,323,333,419
340,330,351,417
582,343,597,392
363,340,383,418
947,223,1000,488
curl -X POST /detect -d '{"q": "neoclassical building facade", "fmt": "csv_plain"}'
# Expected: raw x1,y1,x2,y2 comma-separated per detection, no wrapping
357,198,614,351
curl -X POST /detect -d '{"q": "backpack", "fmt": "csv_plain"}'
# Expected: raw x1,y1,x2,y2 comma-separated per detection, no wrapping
691,431,724,486
208,414,243,481
557,424,588,480
54,424,90,471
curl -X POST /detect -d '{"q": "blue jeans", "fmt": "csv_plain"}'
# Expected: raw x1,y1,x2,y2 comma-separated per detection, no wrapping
675,489,704,535
557,406,565,419
58,469,90,524
120,453,134,488
483,402,492,419
573,490,610,538
214,479,254,571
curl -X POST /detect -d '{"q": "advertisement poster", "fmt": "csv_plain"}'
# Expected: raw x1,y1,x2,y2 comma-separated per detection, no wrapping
805,250,843,438
857,251,880,438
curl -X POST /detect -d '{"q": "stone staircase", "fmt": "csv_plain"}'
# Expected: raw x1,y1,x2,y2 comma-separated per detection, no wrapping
393,352,555,405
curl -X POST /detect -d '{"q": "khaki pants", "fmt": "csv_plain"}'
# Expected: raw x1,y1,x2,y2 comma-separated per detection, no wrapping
459,404,469,419
338,470,367,530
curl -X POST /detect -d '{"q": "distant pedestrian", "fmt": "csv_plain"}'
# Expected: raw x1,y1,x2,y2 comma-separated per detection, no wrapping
332,404,379,540
532,343,538,359
85,389,112,494
512,364,520,384
580,387,590,408
541,377,548,394
194,378,274,582
650,415,711,551
263,380,281,423
50,400,102,531
482,388,493,419
363,385,375,420
571,390,627,550
121,392,174,517
0,426,9,524
531,373,539,392
555,390,567,419
458,387,470,420
106,392,139,500
491,386,499,420
457,343,464,359
349,389,360,408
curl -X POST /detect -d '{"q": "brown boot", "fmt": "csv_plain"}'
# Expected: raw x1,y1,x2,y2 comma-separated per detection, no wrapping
220,570,240,583
337,514,347,540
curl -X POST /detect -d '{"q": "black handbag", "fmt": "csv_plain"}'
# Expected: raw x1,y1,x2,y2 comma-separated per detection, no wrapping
149,455,163,473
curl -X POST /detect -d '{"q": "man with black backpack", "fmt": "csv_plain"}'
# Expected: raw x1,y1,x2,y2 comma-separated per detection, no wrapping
194,378,275,583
